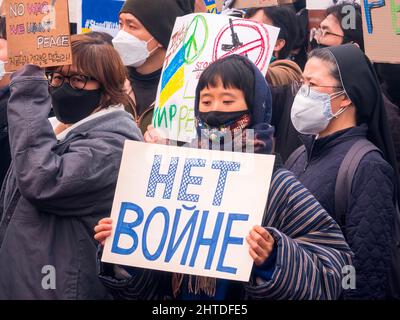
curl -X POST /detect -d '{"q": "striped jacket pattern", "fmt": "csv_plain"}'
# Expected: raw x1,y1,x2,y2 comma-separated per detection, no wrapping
98,169,353,300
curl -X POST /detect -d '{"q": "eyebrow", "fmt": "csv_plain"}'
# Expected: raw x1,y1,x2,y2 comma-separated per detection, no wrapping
200,93,212,98
121,18,139,25
221,92,237,99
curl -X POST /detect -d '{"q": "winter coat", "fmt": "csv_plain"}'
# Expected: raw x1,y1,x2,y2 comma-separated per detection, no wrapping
0,65,143,299
286,125,396,299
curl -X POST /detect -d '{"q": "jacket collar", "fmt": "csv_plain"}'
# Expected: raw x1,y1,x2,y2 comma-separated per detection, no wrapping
301,124,368,161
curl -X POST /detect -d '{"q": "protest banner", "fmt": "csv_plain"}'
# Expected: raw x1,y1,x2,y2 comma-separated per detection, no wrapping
5,0,72,71
361,0,400,63
102,141,275,282
81,0,123,36
152,13,279,142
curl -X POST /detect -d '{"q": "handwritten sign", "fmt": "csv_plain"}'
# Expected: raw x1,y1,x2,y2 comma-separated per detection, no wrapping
102,141,275,282
361,0,400,63
5,0,72,71
152,13,279,142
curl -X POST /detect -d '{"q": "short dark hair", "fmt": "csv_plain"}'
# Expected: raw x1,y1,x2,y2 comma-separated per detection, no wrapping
245,6,298,59
326,2,364,51
196,55,255,110
0,16,6,40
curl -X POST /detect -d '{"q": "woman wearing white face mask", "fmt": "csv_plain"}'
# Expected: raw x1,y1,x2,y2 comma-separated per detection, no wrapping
111,0,194,133
286,44,400,300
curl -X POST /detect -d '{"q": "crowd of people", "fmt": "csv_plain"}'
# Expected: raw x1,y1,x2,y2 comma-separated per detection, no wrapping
0,0,399,300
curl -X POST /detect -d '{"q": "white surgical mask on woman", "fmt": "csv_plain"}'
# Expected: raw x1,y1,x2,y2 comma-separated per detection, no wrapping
291,85,347,135
112,30,156,67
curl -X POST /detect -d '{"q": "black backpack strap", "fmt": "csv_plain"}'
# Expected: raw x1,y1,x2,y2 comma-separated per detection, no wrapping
285,145,306,170
334,139,381,226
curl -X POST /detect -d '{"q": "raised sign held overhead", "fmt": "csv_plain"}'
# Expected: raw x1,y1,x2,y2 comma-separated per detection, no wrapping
102,141,275,282
5,0,72,71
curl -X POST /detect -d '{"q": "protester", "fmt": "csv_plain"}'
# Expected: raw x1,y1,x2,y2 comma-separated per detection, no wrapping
0,34,143,299
0,15,10,187
246,6,303,162
112,0,194,133
246,6,302,86
308,1,400,173
286,44,398,299
95,55,353,300
310,2,364,51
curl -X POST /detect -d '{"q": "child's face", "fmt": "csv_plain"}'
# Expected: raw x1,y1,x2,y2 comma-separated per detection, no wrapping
199,79,248,113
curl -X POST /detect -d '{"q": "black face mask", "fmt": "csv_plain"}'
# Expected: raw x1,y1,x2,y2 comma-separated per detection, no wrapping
198,110,249,128
50,83,102,124
310,38,329,50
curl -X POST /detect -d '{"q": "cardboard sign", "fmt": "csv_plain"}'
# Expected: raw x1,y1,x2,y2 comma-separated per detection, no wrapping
5,0,72,71
361,0,400,63
216,0,294,12
152,13,279,142
102,141,275,282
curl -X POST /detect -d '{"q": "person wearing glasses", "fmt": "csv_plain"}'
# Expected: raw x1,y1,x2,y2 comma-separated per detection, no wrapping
286,44,398,299
0,34,143,299
310,2,364,51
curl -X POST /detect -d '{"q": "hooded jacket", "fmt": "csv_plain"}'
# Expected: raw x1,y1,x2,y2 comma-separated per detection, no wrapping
0,65,143,299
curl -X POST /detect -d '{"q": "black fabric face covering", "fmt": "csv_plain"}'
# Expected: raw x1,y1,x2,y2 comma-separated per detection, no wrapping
50,83,102,124
310,38,329,50
198,110,248,128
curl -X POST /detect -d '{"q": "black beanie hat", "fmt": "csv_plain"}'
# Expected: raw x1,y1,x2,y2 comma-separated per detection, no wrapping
120,0,194,48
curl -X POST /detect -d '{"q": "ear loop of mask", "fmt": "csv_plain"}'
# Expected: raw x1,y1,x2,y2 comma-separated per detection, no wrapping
331,91,349,118
146,37,159,56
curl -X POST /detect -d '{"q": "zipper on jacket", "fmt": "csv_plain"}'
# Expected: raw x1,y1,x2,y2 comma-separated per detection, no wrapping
303,138,316,172
137,101,155,129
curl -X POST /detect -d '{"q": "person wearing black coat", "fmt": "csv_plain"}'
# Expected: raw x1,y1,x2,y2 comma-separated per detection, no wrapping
286,44,398,300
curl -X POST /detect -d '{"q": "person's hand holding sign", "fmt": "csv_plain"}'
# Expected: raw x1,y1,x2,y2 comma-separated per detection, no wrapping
95,217,276,267
94,218,113,246
246,226,275,266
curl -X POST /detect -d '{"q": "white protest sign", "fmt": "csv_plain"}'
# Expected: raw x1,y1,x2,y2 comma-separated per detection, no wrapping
152,13,280,143
102,141,275,282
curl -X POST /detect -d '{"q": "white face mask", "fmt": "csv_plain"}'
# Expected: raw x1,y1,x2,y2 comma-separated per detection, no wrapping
112,30,156,67
291,85,347,135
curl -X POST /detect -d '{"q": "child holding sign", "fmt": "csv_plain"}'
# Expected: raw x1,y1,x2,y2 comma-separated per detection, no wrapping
95,55,353,300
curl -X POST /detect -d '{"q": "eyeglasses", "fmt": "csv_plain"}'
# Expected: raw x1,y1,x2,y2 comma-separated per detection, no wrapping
46,71,96,90
293,81,343,97
310,28,344,41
